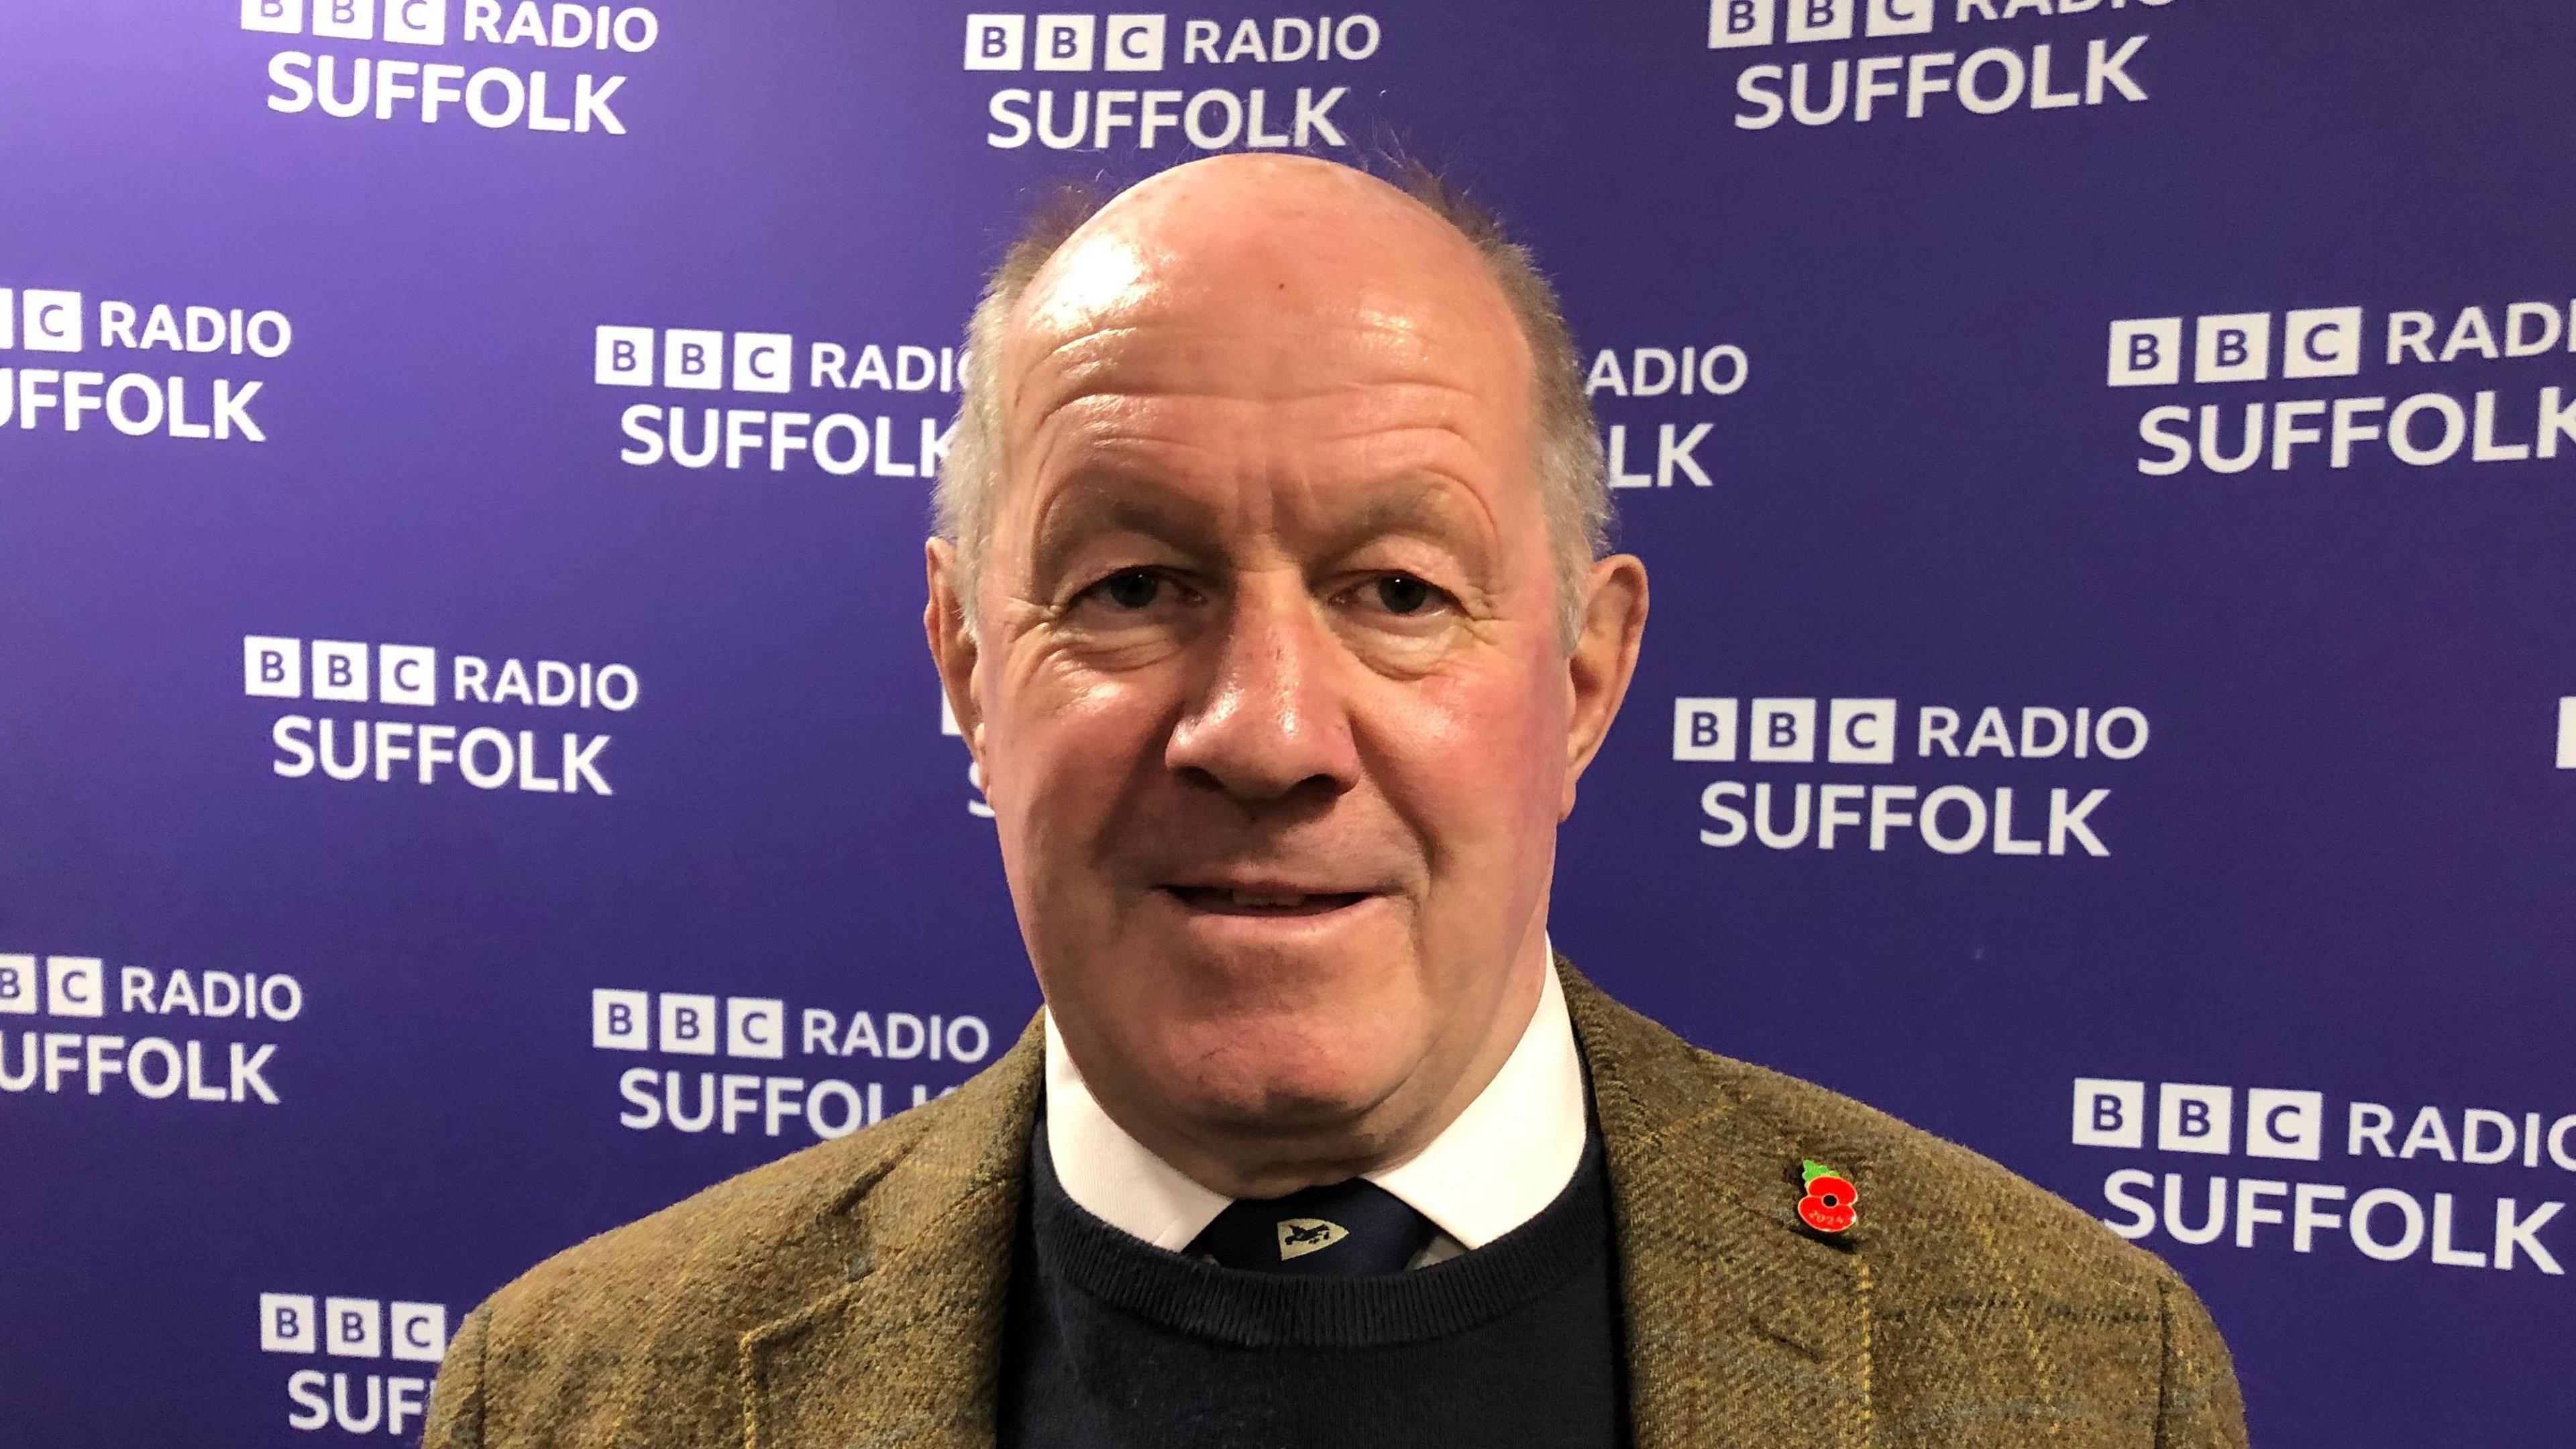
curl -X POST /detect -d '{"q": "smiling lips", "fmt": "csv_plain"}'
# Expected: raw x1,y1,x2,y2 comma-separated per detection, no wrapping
1162,884,1373,916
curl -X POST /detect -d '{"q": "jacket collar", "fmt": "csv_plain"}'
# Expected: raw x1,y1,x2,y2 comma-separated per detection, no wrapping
1562,964,1876,1449
741,1010,1044,1449
742,959,1874,1448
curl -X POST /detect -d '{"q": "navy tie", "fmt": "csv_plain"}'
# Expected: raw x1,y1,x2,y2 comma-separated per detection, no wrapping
1186,1178,1436,1275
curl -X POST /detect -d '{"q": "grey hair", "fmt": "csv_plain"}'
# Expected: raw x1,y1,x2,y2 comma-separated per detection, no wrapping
932,161,1611,649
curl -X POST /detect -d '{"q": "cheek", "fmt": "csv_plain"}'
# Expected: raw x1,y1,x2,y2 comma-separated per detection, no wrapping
1369,655,1570,846
985,665,1165,853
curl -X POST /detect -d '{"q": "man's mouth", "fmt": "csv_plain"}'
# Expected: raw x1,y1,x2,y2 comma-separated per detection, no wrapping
1161,885,1372,916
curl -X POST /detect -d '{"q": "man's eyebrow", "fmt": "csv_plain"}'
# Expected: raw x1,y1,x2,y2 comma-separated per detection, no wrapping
1024,470,1501,592
1027,479,1224,587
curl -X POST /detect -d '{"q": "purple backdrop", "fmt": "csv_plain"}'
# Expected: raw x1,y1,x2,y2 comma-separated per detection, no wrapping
5,1,2573,1442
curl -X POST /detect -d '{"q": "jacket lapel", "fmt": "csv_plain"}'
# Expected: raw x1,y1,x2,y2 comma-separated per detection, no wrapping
1565,963,1876,1449
741,1016,1044,1449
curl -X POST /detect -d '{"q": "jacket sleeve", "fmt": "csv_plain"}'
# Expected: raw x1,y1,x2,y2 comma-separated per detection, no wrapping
421,1302,491,1449
2155,1270,2249,1449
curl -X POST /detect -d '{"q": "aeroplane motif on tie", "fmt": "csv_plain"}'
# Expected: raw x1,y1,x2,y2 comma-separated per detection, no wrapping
1276,1218,1349,1260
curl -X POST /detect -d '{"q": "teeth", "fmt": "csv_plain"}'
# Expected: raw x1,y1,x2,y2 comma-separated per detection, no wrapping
1230,892,1307,908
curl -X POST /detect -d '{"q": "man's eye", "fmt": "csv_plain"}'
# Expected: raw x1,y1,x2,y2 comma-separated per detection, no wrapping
1096,569,1164,610
1371,574,1438,615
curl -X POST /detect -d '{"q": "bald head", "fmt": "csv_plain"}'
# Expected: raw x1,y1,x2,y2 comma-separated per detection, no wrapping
936,154,1606,647
1012,155,1521,390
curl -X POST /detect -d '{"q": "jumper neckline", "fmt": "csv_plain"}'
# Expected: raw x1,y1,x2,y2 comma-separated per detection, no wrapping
1024,1118,1612,1350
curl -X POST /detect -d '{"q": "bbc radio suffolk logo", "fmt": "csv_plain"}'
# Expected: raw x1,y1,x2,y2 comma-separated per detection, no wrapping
593,987,995,1142
1674,695,2150,859
2109,293,2576,478
1711,0,2173,133
595,323,961,478
963,11,1381,152
0,286,286,443
259,1292,447,1437
2070,1078,2569,1280
246,634,637,796
2,953,301,1109
243,0,659,135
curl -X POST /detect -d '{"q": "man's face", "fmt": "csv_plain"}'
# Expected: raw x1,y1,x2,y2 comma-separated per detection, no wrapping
928,158,1644,1188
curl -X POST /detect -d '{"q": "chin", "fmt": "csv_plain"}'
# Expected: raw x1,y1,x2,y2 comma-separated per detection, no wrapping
1150,1008,1415,1134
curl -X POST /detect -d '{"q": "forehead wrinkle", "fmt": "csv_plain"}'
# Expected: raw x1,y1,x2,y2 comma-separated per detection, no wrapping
1018,400,1529,586
1295,476,1499,569
1018,306,1511,404
1298,421,1525,574
1015,396,1238,536
998,236,1544,597
1017,370,1508,500
1037,400,1510,525
1024,375,1505,460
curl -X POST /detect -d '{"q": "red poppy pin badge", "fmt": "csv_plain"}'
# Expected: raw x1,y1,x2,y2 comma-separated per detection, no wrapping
1796,1159,1858,1234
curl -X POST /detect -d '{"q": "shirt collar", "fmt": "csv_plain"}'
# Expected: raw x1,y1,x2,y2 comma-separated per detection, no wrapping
1042,941,1587,1254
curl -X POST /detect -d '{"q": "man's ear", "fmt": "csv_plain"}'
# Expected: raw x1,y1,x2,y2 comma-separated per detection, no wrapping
1560,553,1650,818
924,537,986,773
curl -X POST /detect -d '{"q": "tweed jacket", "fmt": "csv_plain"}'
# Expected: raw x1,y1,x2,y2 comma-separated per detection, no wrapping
423,961,2248,1448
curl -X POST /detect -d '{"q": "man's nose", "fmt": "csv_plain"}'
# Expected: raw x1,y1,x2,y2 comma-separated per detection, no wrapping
1164,578,1359,804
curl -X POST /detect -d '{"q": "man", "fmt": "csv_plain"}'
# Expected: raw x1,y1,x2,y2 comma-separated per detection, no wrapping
423,156,2247,1448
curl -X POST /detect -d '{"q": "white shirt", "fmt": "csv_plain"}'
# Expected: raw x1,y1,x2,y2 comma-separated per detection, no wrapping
1043,951,1587,1267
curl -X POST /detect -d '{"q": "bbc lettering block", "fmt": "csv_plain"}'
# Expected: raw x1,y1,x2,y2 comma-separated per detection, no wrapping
311,640,369,703
2282,307,2364,380
0,955,36,1015
662,329,724,390
378,645,437,707
2106,318,2182,387
244,635,303,698
310,0,374,41
1104,14,1165,70
1784,0,1854,44
2245,1088,2325,1161
1748,698,1818,763
2072,1078,2145,1148
1033,13,1097,70
23,289,83,352
1672,698,1739,762
1709,0,1775,49
659,993,718,1055
1864,0,1933,38
964,13,1026,69
727,997,786,1060
388,1302,447,1362
382,0,445,45
1825,698,1898,765
323,1297,382,1358
47,957,105,1018
730,332,793,394
2194,313,2271,384
2159,1083,2235,1155
240,0,306,34
592,989,650,1050
260,1293,318,1353
594,326,655,386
